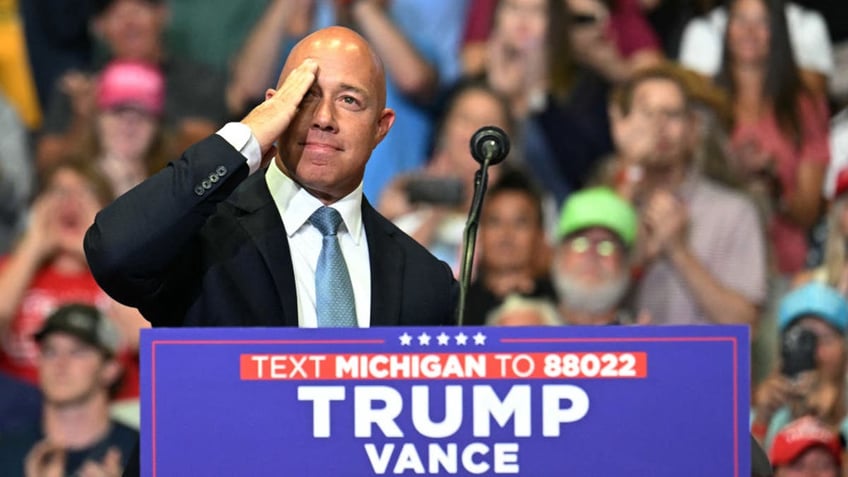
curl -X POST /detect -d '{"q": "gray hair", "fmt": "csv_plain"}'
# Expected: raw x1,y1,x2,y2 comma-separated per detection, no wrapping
486,294,563,326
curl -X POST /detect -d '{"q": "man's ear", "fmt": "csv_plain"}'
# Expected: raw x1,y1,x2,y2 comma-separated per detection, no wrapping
608,103,627,148
100,358,123,388
373,108,396,149
265,88,277,101
608,103,624,124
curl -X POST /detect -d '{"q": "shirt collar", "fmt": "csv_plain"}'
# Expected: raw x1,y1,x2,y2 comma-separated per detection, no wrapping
265,161,364,244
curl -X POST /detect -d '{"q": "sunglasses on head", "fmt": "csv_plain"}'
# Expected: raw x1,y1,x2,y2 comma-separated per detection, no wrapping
571,12,602,25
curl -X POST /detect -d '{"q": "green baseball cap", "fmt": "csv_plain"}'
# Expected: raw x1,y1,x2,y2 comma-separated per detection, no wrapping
557,187,638,246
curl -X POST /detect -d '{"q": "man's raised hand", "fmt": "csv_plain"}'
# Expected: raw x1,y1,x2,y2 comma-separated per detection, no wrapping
241,58,319,156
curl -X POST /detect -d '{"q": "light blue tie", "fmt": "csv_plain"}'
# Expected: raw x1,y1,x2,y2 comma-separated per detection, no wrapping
309,206,357,327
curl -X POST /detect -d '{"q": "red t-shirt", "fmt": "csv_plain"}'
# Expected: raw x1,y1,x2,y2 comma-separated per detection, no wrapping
462,0,497,44
607,0,661,58
0,258,140,399
462,0,660,58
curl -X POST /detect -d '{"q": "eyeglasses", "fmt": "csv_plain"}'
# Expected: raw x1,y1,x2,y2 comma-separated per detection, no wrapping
566,236,620,257
631,106,688,123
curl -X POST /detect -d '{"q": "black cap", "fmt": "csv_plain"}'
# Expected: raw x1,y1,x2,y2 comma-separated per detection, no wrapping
34,304,120,356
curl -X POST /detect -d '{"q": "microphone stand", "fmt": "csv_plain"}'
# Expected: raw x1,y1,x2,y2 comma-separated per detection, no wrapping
456,156,494,326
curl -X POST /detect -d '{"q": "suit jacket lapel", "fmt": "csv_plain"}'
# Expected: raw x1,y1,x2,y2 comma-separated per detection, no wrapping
229,173,299,327
363,200,402,326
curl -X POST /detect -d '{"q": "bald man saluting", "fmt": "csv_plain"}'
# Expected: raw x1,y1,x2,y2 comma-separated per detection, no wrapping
85,26,457,329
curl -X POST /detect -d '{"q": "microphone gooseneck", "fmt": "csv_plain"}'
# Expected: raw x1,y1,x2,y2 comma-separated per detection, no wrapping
456,126,510,326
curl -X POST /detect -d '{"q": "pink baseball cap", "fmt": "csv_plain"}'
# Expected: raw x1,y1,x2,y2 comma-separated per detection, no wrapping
96,60,165,116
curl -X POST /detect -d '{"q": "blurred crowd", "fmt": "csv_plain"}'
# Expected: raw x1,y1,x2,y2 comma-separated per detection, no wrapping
1,0,848,474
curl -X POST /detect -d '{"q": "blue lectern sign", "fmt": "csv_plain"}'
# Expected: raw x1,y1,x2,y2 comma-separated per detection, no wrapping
140,325,749,476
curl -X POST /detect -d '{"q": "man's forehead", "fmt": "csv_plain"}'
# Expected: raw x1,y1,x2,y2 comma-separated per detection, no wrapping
633,79,686,106
572,227,619,240
41,332,90,348
281,45,381,91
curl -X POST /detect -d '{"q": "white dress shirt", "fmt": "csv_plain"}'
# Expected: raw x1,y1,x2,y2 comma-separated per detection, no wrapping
217,122,372,327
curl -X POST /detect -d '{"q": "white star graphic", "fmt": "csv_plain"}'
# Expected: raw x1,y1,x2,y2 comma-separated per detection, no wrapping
455,332,468,346
399,332,412,346
418,332,432,346
472,332,487,345
436,332,450,346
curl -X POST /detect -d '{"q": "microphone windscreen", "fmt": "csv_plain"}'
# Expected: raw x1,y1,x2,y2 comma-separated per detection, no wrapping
469,126,510,165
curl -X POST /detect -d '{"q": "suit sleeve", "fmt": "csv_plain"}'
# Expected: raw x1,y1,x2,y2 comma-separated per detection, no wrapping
84,135,250,311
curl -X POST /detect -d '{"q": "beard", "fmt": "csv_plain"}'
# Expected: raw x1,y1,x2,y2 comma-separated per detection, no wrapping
553,268,630,315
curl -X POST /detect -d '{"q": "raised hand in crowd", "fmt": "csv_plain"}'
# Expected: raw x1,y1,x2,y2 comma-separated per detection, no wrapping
340,0,438,102
485,20,547,111
59,71,97,127
17,193,68,265
754,369,844,438
753,371,812,431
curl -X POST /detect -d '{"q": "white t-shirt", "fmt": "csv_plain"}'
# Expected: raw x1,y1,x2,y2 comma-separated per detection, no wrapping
678,3,833,76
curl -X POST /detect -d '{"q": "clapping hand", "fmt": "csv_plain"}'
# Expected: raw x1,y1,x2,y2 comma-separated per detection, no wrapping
24,440,65,477
640,190,688,261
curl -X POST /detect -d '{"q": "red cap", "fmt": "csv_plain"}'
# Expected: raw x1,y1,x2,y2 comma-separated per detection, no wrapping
96,60,164,116
769,416,842,467
835,167,848,198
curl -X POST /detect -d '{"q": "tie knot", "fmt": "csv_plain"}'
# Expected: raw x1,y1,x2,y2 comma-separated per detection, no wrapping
309,206,343,237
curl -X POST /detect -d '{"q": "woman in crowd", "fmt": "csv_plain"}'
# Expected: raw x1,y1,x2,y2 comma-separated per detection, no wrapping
75,60,171,197
752,282,848,447
480,0,616,204
565,0,663,83
0,160,148,402
378,79,513,274
716,0,829,277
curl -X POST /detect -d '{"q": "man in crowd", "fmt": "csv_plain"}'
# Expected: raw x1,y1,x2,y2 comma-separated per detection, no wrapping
552,187,640,325
608,65,767,325
769,416,842,477
485,295,561,326
465,169,556,325
84,25,457,330
36,0,230,173
0,304,137,476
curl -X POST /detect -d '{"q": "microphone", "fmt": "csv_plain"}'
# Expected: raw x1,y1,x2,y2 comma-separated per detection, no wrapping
470,126,510,165
456,126,510,326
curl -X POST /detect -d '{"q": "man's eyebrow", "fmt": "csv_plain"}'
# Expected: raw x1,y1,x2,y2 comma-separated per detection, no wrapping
338,83,369,97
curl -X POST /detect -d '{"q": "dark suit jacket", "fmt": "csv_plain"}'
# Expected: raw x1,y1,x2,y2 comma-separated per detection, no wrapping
85,135,457,327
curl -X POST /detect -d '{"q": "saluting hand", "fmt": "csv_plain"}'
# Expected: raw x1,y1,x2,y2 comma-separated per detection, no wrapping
240,58,319,161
